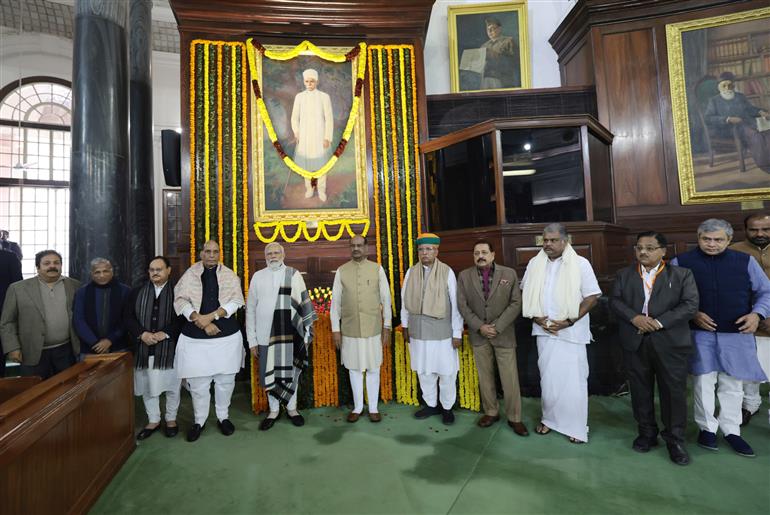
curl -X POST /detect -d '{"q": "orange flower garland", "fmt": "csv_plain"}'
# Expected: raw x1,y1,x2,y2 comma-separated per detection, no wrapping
312,313,339,407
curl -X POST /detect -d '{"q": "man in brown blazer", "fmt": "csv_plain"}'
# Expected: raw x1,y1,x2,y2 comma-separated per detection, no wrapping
1,249,81,379
457,240,528,436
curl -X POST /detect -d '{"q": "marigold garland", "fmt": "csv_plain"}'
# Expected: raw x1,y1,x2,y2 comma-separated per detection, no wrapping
253,220,369,244
246,39,367,179
189,43,197,261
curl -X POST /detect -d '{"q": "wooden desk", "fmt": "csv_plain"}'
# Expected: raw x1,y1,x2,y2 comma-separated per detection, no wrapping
0,353,135,515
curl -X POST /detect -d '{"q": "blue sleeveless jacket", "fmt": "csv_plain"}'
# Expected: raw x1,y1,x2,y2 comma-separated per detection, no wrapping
676,248,750,333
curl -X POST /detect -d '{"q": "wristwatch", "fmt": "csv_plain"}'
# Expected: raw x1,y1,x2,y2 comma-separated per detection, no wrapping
214,312,220,321
567,318,575,326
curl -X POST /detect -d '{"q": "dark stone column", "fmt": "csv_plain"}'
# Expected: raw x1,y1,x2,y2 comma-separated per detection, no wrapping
127,0,154,287
70,1,128,282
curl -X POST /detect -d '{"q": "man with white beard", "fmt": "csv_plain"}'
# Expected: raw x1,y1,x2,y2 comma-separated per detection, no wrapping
704,71,770,172
246,242,317,430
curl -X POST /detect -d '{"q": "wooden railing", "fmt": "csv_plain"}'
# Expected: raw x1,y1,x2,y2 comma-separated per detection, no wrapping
0,353,135,515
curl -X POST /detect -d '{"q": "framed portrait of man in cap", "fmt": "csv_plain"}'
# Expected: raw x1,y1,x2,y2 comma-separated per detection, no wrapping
249,43,368,222
448,1,531,93
667,7,770,204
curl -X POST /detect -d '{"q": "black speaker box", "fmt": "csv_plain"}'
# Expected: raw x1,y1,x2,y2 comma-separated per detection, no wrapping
161,129,181,187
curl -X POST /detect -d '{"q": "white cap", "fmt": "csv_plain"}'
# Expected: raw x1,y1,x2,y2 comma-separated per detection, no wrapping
302,69,319,81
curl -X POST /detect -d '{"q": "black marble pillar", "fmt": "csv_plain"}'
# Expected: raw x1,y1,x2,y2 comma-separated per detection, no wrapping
127,0,154,287
70,1,129,282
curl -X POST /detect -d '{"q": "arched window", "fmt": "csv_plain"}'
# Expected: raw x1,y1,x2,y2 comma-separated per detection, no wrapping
0,78,71,276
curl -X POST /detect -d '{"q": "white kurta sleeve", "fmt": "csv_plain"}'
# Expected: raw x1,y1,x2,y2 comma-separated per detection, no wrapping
379,266,392,329
245,273,259,348
291,93,301,138
400,268,411,329
330,270,342,332
447,271,463,339
322,92,333,142
578,258,602,299
221,302,240,317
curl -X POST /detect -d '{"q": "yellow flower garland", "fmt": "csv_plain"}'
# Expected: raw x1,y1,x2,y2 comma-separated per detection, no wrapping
245,39,367,179
254,220,370,244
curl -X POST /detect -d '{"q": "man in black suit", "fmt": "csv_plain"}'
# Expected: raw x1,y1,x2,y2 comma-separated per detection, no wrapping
0,249,23,376
610,231,699,466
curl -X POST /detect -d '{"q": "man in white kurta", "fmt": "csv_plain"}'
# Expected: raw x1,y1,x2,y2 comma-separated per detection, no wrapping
521,224,601,443
174,241,245,442
331,235,392,423
291,68,334,201
125,256,183,440
246,242,316,430
401,233,464,425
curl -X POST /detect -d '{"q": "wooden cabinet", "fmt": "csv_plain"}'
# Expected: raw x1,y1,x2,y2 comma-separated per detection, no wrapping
420,116,615,232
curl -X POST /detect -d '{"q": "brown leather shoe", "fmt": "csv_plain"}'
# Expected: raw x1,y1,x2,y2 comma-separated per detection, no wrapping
508,421,529,436
368,412,382,423
347,412,360,423
477,415,500,428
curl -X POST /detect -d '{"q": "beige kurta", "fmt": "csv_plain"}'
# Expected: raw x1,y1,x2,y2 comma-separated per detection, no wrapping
330,260,392,371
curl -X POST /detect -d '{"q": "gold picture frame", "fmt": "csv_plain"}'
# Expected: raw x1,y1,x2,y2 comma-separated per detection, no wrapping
251,44,368,223
667,7,770,204
448,1,531,93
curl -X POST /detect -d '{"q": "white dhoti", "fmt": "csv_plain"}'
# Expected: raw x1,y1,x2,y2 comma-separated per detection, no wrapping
537,336,589,442
743,336,770,423
175,332,245,426
134,356,182,424
410,338,459,410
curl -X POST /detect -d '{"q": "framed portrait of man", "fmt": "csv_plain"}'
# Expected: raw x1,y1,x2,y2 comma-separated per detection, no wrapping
250,44,368,223
667,7,770,204
448,1,531,93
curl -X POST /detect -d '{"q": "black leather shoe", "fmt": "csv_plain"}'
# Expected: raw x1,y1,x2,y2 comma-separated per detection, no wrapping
666,442,690,466
164,425,179,438
414,406,442,419
217,418,235,436
186,423,204,442
741,408,754,427
259,414,279,431
289,412,305,427
632,435,659,453
442,409,455,425
137,425,159,440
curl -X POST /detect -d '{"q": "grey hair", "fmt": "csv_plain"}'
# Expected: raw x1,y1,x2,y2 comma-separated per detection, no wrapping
697,218,733,239
264,242,284,254
543,223,569,241
89,257,112,270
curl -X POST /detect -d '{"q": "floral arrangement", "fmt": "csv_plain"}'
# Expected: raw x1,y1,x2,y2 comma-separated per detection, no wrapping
309,286,332,314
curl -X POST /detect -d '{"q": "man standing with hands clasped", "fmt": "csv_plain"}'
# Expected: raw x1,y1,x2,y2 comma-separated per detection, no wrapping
610,231,699,465
401,233,463,425
330,235,392,422
457,240,528,436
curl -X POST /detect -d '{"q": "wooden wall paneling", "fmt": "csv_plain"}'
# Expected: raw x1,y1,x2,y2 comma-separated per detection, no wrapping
551,0,769,227
580,125,595,221
585,127,615,223
562,39,595,86
596,26,668,208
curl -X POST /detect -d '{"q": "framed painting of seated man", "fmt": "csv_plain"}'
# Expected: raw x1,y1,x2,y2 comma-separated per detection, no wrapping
667,7,770,204
250,44,368,222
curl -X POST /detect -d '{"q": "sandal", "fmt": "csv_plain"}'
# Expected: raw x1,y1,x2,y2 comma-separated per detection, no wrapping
569,437,585,444
535,423,551,435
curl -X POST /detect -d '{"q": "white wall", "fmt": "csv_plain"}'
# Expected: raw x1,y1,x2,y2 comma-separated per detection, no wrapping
0,32,181,255
423,0,578,95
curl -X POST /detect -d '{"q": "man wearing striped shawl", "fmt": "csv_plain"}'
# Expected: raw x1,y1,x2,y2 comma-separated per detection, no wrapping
246,242,317,431
174,240,245,442
123,256,183,440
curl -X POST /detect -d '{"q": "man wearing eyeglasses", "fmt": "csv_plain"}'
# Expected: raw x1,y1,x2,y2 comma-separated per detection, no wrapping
610,231,699,465
672,219,770,458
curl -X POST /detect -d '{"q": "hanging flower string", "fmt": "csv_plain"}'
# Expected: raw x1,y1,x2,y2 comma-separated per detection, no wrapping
246,39,367,180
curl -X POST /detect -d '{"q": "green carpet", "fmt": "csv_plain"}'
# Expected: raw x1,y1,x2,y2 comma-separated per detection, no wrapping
90,382,770,515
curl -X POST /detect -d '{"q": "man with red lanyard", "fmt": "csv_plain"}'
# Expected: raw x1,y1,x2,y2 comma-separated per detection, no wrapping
610,231,699,465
